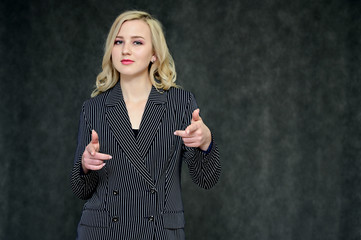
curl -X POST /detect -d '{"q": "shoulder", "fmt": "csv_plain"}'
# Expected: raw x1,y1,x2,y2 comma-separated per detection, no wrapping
82,89,110,111
166,87,196,103
165,87,199,113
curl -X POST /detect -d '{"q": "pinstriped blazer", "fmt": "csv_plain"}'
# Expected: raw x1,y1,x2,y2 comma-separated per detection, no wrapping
71,82,221,240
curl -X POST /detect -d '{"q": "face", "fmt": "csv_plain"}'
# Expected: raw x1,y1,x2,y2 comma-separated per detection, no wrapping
111,19,155,80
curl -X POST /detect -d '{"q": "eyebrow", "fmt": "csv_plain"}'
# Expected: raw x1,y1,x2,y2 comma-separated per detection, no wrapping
115,36,145,39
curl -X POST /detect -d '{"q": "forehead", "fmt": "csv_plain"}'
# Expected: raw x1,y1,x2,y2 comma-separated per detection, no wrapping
117,19,151,38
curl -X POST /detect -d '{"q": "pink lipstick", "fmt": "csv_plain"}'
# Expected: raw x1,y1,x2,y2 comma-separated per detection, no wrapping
121,59,134,65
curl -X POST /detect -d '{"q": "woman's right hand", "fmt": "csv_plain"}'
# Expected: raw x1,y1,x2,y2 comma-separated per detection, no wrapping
81,130,112,174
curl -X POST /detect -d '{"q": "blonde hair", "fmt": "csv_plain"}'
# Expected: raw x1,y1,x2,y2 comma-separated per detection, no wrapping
91,10,177,97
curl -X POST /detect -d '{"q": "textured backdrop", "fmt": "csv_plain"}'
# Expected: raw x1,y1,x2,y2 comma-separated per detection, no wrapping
1,0,360,239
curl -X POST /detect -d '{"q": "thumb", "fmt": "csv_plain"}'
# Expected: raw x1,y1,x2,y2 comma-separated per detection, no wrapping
91,130,99,145
192,109,200,122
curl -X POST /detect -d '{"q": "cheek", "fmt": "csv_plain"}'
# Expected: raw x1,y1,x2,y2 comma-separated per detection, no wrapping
111,49,122,72
134,47,153,60
111,48,120,60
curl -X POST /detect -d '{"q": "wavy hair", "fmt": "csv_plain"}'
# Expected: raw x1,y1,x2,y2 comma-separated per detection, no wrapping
91,10,177,97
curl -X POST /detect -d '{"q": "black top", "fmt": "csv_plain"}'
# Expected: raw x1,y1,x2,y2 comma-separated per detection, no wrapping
133,129,139,138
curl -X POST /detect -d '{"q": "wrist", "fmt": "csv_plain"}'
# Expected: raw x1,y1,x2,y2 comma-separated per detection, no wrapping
199,132,212,151
82,166,89,175
81,156,89,175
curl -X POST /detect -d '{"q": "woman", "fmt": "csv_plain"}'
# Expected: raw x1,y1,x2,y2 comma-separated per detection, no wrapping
71,10,221,240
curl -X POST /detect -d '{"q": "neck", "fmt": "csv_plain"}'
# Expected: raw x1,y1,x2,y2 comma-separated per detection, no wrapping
120,74,152,102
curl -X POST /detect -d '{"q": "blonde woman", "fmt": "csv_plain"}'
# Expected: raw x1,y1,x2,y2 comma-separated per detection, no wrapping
71,10,221,240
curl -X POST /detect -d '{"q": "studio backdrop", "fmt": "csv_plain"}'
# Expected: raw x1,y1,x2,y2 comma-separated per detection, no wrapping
0,0,360,239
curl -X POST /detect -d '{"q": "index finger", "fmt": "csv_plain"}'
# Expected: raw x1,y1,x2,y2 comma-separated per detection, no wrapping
174,130,188,137
91,152,112,160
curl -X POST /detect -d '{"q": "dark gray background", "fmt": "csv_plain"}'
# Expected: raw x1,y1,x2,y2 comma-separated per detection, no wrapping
1,0,360,239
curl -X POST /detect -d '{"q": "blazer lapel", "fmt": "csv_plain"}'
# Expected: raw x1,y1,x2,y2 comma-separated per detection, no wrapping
137,87,168,158
105,83,155,187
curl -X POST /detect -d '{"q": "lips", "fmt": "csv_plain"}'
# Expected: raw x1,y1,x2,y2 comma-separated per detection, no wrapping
121,59,134,65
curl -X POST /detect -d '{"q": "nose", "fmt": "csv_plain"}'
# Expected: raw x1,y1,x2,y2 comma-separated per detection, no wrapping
122,42,131,55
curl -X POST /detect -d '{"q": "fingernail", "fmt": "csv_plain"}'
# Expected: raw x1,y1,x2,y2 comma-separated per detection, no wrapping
109,156,112,159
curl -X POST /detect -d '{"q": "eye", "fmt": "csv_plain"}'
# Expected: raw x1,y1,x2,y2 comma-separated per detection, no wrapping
133,41,143,45
114,40,123,45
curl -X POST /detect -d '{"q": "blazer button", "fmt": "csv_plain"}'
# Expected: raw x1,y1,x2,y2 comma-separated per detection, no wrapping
148,216,154,222
113,190,119,195
150,188,156,194
112,217,119,222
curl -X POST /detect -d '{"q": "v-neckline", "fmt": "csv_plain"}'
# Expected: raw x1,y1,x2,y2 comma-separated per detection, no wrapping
121,85,152,131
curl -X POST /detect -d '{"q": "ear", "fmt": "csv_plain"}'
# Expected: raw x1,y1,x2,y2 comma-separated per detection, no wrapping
151,55,156,63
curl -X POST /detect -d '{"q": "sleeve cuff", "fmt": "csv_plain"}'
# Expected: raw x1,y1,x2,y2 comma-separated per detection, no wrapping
200,139,213,154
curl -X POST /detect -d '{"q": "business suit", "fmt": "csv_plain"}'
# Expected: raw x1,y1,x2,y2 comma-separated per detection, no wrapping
71,82,221,240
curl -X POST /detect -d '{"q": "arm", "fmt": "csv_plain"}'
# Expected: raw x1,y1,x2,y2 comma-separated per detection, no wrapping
70,104,100,200
182,135,221,189
174,93,221,189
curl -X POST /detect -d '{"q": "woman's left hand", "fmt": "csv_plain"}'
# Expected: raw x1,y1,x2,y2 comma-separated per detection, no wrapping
174,109,212,151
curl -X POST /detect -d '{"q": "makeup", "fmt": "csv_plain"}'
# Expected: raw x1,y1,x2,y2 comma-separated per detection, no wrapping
121,59,134,65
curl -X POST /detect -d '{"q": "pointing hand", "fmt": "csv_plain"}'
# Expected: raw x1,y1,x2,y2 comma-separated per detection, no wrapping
81,130,112,174
174,109,212,151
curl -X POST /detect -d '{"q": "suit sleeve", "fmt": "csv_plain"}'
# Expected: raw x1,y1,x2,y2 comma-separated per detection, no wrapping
70,103,99,200
182,93,221,190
